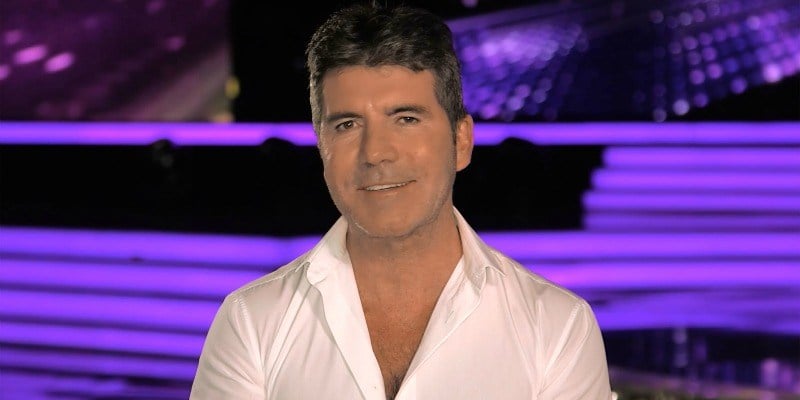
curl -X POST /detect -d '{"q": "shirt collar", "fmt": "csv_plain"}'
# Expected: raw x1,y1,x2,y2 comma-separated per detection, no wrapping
452,207,506,288
303,207,505,287
304,216,350,285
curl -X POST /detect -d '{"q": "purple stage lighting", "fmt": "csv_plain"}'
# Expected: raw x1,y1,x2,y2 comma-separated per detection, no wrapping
603,147,800,169
0,347,198,381
0,321,204,358
530,261,800,290
1,122,799,146
0,122,319,146
3,227,800,263
591,293,800,334
2,372,129,400
0,259,264,297
0,289,219,331
585,214,800,231
592,170,800,192
13,45,48,65
584,192,800,212
0,226,318,267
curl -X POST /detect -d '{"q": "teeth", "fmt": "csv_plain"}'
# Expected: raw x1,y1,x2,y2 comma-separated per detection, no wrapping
365,182,409,191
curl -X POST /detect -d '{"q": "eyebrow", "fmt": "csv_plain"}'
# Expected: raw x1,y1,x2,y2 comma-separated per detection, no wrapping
324,112,361,125
323,104,432,125
386,104,431,116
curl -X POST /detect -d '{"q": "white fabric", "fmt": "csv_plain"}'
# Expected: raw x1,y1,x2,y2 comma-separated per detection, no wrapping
191,209,612,399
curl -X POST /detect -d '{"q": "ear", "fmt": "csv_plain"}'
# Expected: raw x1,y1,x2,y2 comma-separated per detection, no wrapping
455,114,474,172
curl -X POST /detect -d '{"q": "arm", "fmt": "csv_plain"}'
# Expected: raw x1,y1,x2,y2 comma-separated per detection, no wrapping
538,301,613,400
190,294,265,400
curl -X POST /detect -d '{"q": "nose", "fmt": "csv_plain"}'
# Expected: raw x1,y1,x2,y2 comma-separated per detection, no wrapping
359,122,398,166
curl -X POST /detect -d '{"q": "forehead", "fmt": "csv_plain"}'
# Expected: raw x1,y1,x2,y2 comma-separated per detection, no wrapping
320,65,439,111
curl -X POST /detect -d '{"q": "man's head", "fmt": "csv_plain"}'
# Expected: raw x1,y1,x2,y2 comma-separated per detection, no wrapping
306,4,474,240
306,3,467,134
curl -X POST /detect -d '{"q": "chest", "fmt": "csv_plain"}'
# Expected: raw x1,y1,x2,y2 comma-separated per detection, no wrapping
363,304,434,398
269,295,534,400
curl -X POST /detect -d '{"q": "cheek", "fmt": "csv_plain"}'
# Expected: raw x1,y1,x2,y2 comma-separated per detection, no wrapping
416,138,456,170
322,160,343,189
319,148,334,182
321,147,353,188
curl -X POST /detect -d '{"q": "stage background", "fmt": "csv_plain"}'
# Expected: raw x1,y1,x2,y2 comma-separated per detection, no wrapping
1,0,799,398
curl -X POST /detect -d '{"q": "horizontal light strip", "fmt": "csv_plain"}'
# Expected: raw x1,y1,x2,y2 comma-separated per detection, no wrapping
584,214,800,231
3,258,796,300
1,264,796,355
0,122,317,146
592,170,800,192
0,290,218,332
0,372,191,400
0,347,197,381
604,147,800,169
529,261,800,289
474,122,800,145
0,259,264,297
0,321,204,359
1,122,799,146
481,232,800,260
594,295,800,335
2,287,794,356
1,287,795,349
3,226,799,262
0,372,128,399
3,262,797,339
584,192,800,212
0,226,318,267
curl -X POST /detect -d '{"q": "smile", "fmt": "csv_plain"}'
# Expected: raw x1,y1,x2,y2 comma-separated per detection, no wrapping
362,181,412,191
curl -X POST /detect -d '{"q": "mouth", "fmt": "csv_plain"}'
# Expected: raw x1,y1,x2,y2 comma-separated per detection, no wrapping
361,181,413,192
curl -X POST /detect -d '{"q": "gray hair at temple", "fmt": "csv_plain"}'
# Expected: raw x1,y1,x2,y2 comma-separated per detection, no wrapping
305,3,467,135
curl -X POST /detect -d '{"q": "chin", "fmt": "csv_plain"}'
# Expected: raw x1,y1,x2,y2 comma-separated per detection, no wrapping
353,216,418,239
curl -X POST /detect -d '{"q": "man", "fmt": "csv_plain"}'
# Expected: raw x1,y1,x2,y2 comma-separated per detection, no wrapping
191,4,611,399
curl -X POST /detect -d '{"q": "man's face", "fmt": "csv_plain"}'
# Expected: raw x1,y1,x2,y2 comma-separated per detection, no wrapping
317,65,473,239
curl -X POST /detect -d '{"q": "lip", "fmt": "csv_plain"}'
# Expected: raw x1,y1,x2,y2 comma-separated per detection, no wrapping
359,180,414,192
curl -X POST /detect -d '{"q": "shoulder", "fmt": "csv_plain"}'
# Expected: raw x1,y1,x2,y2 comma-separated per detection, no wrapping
193,254,316,398
490,248,594,324
489,249,607,370
231,251,311,300
220,252,312,326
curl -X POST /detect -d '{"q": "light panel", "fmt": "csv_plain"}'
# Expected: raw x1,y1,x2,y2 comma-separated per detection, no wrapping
584,214,800,231
0,289,218,332
0,347,197,381
584,192,800,212
591,170,800,192
1,122,799,146
3,227,799,262
0,321,203,358
0,226,317,267
0,259,263,297
603,147,800,168
529,261,800,289
592,294,800,335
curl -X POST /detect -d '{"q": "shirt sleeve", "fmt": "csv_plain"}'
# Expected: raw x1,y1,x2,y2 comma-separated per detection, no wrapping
190,293,266,400
538,301,613,400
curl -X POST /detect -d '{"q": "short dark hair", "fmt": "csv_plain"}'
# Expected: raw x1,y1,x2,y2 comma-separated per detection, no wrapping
305,3,467,133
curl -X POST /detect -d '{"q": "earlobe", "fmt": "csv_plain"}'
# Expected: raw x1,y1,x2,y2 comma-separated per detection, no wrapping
455,115,474,171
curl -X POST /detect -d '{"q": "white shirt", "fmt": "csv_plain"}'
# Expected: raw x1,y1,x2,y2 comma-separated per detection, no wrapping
191,209,612,399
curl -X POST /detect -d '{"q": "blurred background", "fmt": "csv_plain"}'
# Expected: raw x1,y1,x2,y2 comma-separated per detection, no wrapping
1,0,799,399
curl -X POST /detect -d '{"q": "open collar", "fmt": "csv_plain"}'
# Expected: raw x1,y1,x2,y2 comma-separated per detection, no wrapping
302,207,505,289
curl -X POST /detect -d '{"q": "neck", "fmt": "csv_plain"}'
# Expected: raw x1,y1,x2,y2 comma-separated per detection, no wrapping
346,208,463,296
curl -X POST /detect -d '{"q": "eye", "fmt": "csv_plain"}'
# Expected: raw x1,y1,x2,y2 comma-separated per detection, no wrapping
335,120,355,132
398,116,419,125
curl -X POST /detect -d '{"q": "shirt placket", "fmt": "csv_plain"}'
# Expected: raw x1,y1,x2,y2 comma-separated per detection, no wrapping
395,270,484,400
315,264,385,400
